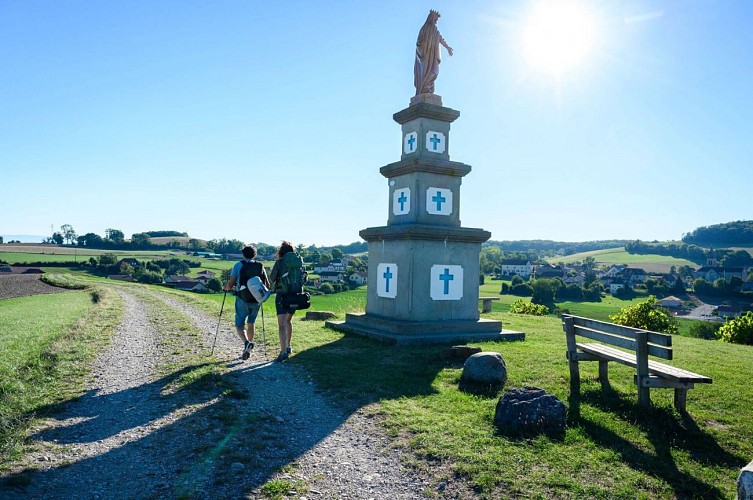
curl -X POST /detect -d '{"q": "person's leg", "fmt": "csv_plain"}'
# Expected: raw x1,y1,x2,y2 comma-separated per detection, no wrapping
285,314,293,353
277,314,288,352
246,323,256,343
234,298,250,342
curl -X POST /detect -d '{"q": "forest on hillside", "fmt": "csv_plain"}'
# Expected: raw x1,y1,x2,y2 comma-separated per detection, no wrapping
483,240,629,259
682,220,753,246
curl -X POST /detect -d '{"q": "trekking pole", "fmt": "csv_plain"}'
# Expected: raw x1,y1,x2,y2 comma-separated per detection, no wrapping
261,301,268,360
211,290,228,356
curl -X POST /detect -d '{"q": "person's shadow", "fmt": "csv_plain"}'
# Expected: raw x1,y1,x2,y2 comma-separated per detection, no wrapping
1,336,445,498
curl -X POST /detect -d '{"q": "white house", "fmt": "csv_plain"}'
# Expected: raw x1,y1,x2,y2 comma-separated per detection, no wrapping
314,261,347,274
605,265,626,278
610,281,626,295
657,296,683,309
319,271,345,283
349,272,368,286
499,260,533,278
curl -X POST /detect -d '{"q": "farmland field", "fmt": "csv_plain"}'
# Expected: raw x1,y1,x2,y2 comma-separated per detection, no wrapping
548,247,697,273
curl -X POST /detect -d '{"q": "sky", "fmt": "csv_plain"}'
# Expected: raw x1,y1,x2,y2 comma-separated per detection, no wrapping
2,0,752,246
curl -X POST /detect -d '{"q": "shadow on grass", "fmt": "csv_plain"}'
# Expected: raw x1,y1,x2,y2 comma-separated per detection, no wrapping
1,335,449,498
568,385,747,498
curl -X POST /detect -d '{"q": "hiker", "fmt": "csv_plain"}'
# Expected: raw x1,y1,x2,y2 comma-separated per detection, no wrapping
224,245,270,360
269,240,305,362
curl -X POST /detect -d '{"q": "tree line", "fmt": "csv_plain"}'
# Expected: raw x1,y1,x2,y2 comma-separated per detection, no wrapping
625,240,753,267
682,220,753,246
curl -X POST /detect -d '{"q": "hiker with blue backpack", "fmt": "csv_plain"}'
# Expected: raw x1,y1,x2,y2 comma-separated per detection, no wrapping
223,245,270,360
269,241,307,362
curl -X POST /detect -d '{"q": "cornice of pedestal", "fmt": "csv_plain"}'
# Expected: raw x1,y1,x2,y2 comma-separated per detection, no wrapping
393,102,460,124
360,224,491,243
380,157,472,178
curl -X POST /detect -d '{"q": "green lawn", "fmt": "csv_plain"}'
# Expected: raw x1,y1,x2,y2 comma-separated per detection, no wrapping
0,288,122,463
286,310,752,498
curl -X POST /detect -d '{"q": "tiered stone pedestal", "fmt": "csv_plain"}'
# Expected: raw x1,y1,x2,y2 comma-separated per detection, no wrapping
327,96,524,345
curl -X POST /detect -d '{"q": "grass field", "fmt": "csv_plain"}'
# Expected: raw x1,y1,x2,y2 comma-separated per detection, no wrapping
3,279,750,496
0,287,122,463
548,247,697,274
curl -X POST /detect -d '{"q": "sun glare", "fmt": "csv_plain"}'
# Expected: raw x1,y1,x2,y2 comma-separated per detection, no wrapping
521,0,598,77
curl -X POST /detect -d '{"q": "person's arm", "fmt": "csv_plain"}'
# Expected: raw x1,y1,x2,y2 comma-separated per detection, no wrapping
224,262,240,291
268,261,280,290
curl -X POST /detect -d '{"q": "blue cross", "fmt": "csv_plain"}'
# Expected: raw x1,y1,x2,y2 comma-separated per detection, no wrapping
432,191,446,211
429,133,441,151
383,267,393,293
397,191,408,211
407,134,416,151
439,268,454,295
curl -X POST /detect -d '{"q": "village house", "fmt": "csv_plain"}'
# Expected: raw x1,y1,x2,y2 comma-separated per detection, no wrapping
604,265,626,278
164,275,193,283
314,261,347,274
694,266,748,283
716,305,743,319
610,280,626,295
619,268,649,286
319,271,345,283
499,259,534,278
349,272,368,286
174,281,208,292
657,296,684,309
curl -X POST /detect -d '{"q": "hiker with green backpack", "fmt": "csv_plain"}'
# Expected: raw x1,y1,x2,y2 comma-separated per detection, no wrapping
269,240,306,362
223,245,270,360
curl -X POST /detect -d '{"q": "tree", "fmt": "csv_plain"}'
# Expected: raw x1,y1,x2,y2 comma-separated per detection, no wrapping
105,228,125,244
609,296,679,335
531,279,556,309
60,224,77,245
51,232,64,245
207,278,222,292
319,283,334,294
718,312,753,345
0,236,3,244
131,233,151,249
331,248,344,260
78,232,104,247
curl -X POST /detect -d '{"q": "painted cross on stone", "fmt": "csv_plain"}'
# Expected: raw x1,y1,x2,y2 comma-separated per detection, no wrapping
397,192,408,211
429,133,441,151
439,267,454,294
432,191,446,211
407,135,416,150
383,266,393,293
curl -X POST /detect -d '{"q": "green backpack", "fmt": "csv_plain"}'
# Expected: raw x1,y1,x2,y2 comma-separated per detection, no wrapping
279,252,305,293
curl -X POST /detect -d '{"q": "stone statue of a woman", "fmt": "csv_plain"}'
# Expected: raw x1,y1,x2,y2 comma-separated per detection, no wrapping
414,10,454,96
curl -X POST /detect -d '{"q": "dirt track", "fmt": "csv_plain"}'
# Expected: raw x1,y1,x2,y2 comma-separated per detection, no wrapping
0,275,67,300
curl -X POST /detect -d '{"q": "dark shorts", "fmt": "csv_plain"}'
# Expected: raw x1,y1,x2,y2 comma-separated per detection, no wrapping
275,292,296,316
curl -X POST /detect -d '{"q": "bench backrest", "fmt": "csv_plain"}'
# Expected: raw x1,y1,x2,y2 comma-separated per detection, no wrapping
562,314,673,360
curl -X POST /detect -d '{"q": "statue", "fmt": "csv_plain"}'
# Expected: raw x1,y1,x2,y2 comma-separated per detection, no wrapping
414,10,454,96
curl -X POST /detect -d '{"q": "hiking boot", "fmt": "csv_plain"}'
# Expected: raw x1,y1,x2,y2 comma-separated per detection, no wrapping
242,341,254,360
286,346,292,355
274,351,289,363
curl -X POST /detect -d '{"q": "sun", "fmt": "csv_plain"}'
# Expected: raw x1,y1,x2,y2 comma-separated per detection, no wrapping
521,0,598,77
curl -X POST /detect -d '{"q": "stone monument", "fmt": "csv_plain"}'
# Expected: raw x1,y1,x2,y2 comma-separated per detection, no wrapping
327,11,524,345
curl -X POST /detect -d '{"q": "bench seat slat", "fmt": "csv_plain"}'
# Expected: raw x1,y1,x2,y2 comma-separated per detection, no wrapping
576,343,712,384
573,325,673,360
569,315,672,346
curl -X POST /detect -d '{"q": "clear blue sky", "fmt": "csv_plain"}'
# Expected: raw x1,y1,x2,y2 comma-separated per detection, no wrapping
2,1,751,246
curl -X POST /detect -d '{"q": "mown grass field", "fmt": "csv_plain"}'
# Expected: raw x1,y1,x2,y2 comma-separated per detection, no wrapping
0,287,122,463
548,247,697,274
3,272,750,497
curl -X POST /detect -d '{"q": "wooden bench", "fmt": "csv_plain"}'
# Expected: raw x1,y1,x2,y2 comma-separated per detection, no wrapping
562,314,712,411
479,297,500,313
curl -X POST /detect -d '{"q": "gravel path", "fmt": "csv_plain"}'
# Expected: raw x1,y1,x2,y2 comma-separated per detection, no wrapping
1,287,432,499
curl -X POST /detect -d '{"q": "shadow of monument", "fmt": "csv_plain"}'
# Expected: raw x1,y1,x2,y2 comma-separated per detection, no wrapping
1,337,446,498
567,386,746,498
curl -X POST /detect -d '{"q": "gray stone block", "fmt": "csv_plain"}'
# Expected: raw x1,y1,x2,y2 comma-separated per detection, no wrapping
460,352,507,392
494,387,567,436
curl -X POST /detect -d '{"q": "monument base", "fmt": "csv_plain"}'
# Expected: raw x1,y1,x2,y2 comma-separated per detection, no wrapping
326,313,525,346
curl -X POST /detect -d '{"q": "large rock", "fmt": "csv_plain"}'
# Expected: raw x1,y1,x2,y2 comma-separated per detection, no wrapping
459,352,507,393
494,386,566,436
739,460,753,500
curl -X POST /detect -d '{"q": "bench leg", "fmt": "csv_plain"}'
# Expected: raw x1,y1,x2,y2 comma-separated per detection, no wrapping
598,360,609,388
568,360,580,392
674,389,687,412
637,382,651,408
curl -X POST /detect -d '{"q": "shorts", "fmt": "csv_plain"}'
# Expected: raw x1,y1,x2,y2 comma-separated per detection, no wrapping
235,297,261,327
275,292,297,316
